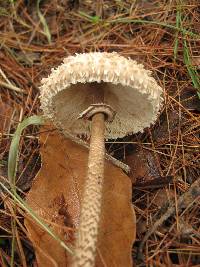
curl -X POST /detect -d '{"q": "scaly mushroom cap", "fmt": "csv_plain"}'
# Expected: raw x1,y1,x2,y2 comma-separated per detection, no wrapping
40,52,163,139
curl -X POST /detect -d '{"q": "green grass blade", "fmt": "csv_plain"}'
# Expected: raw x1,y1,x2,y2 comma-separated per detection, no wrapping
6,115,73,258
8,115,44,266
183,39,200,98
174,5,182,61
172,3,200,99
108,18,200,38
8,115,44,187
77,11,200,38
36,0,51,44
78,11,100,24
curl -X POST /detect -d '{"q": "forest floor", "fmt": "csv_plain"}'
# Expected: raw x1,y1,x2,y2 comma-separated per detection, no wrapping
0,1,200,266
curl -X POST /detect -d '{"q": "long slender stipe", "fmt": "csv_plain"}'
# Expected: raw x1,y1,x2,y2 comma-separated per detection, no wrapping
72,112,105,267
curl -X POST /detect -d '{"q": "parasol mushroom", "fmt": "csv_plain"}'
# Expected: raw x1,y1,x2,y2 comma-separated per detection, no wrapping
40,52,163,267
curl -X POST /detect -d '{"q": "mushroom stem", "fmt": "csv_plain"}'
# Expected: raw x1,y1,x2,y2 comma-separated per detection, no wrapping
72,112,105,267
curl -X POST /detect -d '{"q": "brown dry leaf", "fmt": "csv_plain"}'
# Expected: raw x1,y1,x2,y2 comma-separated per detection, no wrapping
24,126,136,267
126,147,160,184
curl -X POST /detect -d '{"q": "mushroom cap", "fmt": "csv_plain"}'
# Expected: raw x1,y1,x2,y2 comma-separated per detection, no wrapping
40,52,163,139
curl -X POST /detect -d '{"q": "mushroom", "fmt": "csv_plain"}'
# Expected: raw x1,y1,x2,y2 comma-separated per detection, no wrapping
40,52,163,267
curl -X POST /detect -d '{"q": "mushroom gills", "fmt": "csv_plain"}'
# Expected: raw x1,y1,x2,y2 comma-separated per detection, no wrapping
52,81,154,139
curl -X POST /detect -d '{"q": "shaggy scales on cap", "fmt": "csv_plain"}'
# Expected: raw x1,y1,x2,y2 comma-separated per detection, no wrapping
40,52,163,139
